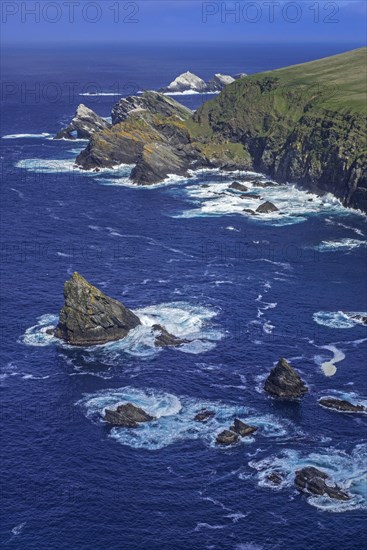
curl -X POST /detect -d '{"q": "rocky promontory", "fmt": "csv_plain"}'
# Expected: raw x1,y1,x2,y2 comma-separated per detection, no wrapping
264,358,308,399
55,104,111,140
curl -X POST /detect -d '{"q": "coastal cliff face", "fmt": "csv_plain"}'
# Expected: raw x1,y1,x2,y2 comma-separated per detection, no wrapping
74,48,366,211
194,48,367,212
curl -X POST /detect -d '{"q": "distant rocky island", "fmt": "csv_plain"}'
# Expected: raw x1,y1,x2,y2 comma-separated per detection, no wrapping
158,70,246,94
55,48,367,212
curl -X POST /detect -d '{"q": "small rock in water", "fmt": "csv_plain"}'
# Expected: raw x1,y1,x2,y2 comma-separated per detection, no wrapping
256,201,279,214
243,193,261,199
264,358,308,399
194,410,215,422
230,418,258,437
216,430,240,446
104,403,155,428
229,181,248,192
319,397,366,413
266,472,284,486
243,208,257,216
152,324,189,347
295,467,350,501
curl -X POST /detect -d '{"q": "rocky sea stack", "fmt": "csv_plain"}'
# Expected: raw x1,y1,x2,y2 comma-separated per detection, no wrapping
53,272,141,346
264,358,308,399
55,104,111,140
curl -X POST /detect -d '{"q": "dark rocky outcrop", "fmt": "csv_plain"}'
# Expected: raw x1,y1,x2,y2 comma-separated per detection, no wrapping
266,472,284,486
230,418,258,437
244,193,261,199
256,201,278,213
53,272,141,346
194,410,215,422
104,403,154,427
229,182,248,192
152,324,188,347
264,358,308,399
55,104,111,140
319,397,366,413
216,430,240,446
295,467,350,501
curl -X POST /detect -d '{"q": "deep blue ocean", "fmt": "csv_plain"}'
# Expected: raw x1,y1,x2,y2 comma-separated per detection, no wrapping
1,42,367,550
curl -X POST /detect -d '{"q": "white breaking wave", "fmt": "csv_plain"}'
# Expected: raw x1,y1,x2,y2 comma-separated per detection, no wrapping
2,132,52,139
77,387,297,450
249,444,367,513
317,238,367,251
21,302,222,357
313,311,367,329
173,172,349,226
79,92,121,96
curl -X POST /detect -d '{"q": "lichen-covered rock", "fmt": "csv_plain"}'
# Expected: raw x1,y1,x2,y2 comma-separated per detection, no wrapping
264,358,308,399
216,430,239,446
53,272,141,346
54,104,110,140
112,91,192,125
104,403,154,427
295,467,350,501
230,418,258,437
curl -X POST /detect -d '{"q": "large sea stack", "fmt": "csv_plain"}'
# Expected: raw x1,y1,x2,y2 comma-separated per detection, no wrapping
53,272,141,346
264,358,308,399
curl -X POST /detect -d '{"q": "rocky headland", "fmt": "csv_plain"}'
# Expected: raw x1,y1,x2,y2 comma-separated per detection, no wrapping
64,48,366,211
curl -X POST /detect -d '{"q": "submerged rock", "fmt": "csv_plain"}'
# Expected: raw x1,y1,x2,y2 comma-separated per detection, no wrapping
53,272,141,346
256,201,279,213
104,403,154,427
152,324,188,347
230,418,258,437
229,181,248,192
266,472,284,486
216,430,240,446
54,104,111,140
264,358,308,399
295,467,350,501
319,397,366,413
194,410,215,422
344,312,367,326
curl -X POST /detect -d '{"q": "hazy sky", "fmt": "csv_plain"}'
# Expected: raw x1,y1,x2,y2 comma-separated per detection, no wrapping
1,0,366,45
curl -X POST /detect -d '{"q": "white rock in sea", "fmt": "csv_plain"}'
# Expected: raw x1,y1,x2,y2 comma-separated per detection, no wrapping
162,71,206,93
206,73,235,91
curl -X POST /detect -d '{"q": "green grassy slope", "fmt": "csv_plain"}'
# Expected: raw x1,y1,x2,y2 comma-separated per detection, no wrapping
193,48,367,210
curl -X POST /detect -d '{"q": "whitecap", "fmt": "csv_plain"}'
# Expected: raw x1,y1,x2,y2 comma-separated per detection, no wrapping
11,522,26,536
317,238,367,251
21,314,59,347
2,132,52,139
313,311,367,329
